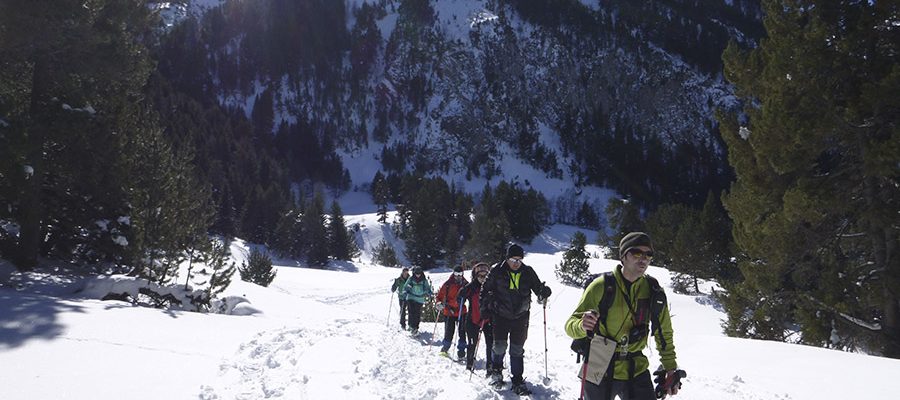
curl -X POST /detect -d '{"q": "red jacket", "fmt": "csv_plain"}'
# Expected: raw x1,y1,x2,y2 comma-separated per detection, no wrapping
436,276,468,317
460,280,486,324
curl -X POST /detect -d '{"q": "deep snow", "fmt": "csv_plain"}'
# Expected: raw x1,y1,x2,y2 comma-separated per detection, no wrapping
1,209,898,399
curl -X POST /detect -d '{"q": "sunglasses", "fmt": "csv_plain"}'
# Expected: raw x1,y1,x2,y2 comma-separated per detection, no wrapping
452,271,464,277
629,249,654,260
508,258,522,264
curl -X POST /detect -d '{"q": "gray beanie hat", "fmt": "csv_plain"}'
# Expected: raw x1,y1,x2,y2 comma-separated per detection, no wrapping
619,232,653,259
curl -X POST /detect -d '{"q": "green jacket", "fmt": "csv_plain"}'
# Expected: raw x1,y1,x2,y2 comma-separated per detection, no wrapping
391,276,409,300
564,265,677,379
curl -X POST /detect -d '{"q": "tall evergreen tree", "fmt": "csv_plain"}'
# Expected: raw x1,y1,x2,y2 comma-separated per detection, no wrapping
494,181,550,243
125,124,214,285
327,200,357,261
719,0,899,356
463,184,511,263
600,198,644,258
302,191,329,267
0,0,155,269
371,171,389,223
402,176,452,268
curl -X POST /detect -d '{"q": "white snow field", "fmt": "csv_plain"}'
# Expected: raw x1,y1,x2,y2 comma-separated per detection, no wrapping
1,211,898,399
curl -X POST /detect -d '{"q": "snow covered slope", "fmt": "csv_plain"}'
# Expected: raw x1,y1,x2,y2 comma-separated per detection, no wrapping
0,211,897,399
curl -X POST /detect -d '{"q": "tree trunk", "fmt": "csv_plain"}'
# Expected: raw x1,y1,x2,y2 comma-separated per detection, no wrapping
15,55,51,271
879,225,900,358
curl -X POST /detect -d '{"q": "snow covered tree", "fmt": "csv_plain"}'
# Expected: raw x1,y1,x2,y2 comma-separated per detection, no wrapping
556,231,591,286
239,248,276,287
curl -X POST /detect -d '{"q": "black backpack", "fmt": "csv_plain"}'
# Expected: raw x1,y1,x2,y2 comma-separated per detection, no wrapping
570,271,668,363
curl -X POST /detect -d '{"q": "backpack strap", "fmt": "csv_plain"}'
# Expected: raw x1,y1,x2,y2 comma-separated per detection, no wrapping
596,272,617,332
645,275,669,350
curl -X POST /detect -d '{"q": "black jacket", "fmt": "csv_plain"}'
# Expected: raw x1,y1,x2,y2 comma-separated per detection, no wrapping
480,260,545,320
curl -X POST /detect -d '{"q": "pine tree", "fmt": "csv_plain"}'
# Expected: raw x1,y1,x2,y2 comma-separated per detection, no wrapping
403,177,452,268
494,181,550,243
205,239,236,298
463,184,511,263
270,209,301,258
373,239,400,268
372,171,389,223
600,198,643,258
327,200,357,261
302,191,329,267
719,1,900,356
239,248,276,287
0,0,155,270
576,201,600,230
125,124,215,285
556,231,591,286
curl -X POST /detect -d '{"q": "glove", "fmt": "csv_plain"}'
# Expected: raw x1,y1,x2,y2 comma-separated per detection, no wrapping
541,285,552,298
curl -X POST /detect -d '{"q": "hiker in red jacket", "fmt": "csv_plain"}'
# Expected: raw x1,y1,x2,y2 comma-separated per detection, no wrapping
459,262,493,373
436,265,468,359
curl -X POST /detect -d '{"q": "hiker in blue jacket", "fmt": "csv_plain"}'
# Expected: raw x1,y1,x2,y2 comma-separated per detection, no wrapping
400,266,434,335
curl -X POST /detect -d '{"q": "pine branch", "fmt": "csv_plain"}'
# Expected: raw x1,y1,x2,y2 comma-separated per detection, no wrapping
803,294,881,332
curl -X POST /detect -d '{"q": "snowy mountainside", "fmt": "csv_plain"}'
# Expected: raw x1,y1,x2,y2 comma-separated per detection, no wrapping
159,0,762,207
1,210,899,399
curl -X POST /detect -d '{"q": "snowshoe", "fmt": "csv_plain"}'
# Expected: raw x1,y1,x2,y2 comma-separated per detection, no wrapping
438,351,450,358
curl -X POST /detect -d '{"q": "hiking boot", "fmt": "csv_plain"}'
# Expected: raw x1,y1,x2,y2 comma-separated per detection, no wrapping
410,328,419,335
438,351,449,358
489,368,504,387
511,381,532,396
457,350,466,359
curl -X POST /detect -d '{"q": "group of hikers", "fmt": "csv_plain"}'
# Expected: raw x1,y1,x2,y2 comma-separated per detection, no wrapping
389,233,684,399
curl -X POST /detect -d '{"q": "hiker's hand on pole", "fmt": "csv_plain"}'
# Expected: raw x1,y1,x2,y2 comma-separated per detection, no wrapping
581,310,598,333
666,370,679,396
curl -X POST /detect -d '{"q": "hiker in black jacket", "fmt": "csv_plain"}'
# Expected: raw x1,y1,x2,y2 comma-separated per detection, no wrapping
480,244,552,395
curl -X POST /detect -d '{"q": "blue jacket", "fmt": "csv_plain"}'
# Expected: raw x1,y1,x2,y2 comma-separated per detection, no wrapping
400,275,433,304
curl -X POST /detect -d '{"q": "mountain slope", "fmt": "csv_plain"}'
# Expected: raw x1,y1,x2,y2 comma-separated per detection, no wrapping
1,211,898,399
157,0,763,207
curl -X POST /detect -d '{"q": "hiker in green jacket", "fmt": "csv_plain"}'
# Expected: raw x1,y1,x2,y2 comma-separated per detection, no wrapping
564,232,679,400
391,267,411,329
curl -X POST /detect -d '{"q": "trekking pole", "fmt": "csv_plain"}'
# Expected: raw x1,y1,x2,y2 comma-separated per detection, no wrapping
386,289,395,327
542,300,549,382
469,320,486,381
432,300,441,340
